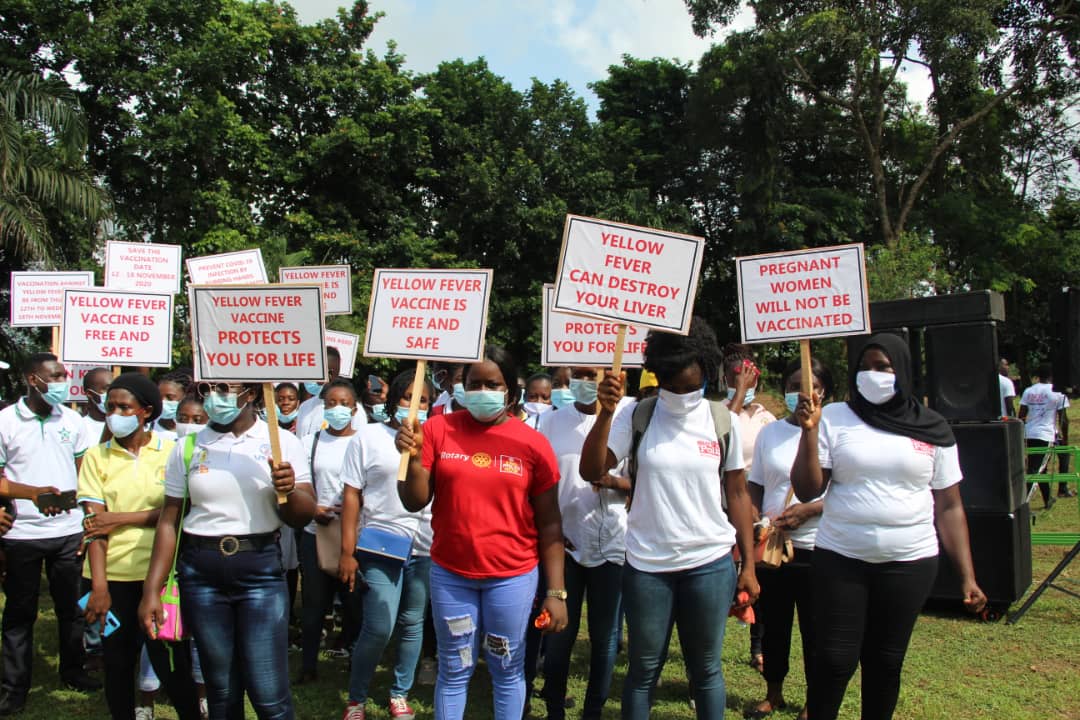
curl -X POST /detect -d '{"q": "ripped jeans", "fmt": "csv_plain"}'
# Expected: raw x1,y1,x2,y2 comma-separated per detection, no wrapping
429,562,538,720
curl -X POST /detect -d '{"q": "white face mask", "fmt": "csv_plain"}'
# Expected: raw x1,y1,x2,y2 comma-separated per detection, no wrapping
174,422,206,438
522,401,553,417
657,388,704,416
856,370,897,405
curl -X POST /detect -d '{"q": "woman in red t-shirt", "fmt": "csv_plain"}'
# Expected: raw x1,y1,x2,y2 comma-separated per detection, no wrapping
397,345,568,720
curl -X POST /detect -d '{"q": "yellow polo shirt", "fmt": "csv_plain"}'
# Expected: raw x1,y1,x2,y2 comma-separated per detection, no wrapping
78,434,175,582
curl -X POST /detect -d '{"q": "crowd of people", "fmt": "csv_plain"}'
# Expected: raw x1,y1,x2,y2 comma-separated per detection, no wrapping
7,315,1067,719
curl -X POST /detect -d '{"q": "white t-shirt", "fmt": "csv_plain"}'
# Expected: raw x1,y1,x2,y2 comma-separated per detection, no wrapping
340,423,433,556
608,398,744,573
152,419,177,442
164,419,312,536
295,397,369,437
0,399,89,540
300,430,355,535
1020,382,1069,442
748,420,822,550
723,400,776,470
815,402,962,563
998,375,1016,417
82,415,107,446
538,403,630,567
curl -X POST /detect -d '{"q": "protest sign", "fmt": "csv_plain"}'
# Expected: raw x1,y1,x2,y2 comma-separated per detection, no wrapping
188,284,327,382
736,244,869,344
104,241,182,294
326,330,360,378
64,364,106,403
553,215,705,335
364,268,493,362
279,265,352,316
541,285,645,367
186,249,267,285
9,271,94,327
60,289,174,367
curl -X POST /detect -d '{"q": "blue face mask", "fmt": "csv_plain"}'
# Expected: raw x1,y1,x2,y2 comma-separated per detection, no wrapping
304,382,322,397
160,399,179,421
370,403,389,422
551,387,575,409
35,376,70,406
452,383,466,406
324,405,354,430
784,392,800,414
726,387,755,405
277,406,299,423
107,412,141,438
204,391,246,426
395,406,428,425
570,379,598,405
462,390,506,422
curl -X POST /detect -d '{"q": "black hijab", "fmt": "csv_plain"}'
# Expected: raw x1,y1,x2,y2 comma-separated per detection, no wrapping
847,333,955,447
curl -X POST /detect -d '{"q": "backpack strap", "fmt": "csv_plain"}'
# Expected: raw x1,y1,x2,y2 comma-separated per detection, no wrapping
309,430,321,496
707,400,732,466
626,396,658,512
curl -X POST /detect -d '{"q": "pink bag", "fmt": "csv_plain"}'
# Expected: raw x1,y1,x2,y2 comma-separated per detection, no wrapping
156,578,184,641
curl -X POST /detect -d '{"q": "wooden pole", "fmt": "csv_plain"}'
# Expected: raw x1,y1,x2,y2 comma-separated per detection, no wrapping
800,339,813,397
397,360,427,482
112,366,121,379
50,327,60,356
263,383,286,504
611,324,628,377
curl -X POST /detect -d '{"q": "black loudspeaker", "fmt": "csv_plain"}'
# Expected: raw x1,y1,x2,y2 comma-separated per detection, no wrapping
924,322,999,421
846,328,924,397
929,504,1032,607
1051,288,1080,389
952,421,1026,512
870,290,1005,328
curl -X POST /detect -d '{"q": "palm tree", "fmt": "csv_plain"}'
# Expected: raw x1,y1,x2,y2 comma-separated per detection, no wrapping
0,69,107,267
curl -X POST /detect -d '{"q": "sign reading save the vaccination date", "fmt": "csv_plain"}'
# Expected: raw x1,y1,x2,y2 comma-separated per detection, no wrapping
553,215,705,334
325,330,360,378
364,268,493,362
9,271,94,327
104,241,183,294
736,244,869,343
279,265,352,315
541,285,645,367
186,249,268,285
60,288,174,367
189,285,327,382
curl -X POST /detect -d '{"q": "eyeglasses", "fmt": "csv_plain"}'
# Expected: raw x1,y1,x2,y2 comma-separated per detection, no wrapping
196,382,250,398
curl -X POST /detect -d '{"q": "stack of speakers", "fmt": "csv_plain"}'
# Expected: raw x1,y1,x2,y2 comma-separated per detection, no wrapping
848,291,1032,608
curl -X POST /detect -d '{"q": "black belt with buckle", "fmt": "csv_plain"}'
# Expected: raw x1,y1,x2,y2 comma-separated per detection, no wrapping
184,532,279,556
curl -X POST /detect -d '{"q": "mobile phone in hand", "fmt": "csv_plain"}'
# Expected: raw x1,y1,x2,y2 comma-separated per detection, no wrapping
36,490,78,512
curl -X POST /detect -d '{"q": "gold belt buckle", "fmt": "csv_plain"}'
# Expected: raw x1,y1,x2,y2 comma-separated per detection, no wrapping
218,536,240,556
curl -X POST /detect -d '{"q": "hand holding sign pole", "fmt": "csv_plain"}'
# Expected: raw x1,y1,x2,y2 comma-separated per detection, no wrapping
363,268,494,482
261,384,285,503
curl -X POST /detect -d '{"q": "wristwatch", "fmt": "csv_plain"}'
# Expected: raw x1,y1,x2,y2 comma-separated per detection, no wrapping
546,588,568,601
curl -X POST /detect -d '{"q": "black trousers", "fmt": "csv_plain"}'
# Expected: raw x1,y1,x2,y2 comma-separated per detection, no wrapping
808,548,938,720
103,581,201,720
757,547,815,686
1025,438,1055,504
0,532,85,697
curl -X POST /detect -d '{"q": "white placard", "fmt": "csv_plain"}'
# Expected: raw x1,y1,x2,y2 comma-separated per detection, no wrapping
541,285,645,367
189,284,327,382
9,271,95,327
60,289,174,367
185,249,267,285
104,241,182,294
553,215,705,335
279,265,352,316
364,268,493,362
736,244,870,343
64,363,108,403
326,330,360,378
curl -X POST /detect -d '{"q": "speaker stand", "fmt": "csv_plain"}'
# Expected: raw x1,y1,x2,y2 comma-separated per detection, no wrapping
1006,540,1080,625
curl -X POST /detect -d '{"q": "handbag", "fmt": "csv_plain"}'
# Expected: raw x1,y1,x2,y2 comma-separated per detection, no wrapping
356,526,414,565
735,486,796,569
157,434,195,643
308,431,344,575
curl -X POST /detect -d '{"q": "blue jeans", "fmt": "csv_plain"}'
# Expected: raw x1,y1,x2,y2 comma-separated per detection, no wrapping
622,555,737,720
178,541,294,720
429,562,538,720
348,554,432,703
298,532,361,674
542,556,623,720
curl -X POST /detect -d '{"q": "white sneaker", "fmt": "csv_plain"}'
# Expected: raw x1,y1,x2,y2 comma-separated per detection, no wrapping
199,697,208,720
135,707,154,720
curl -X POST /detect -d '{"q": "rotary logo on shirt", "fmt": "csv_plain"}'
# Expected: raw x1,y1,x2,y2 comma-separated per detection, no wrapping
498,455,523,476
471,452,492,468
697,440,722,458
